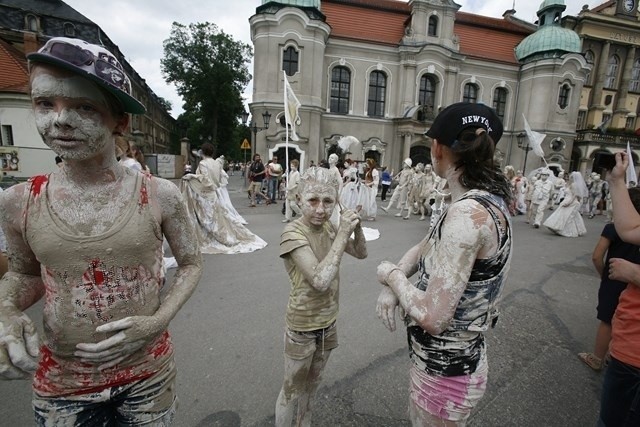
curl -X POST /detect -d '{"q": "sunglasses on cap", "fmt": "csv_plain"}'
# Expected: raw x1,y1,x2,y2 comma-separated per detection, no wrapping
40,40,130,94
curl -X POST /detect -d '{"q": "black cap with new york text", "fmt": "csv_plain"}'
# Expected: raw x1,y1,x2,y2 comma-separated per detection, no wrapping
425,102,503,147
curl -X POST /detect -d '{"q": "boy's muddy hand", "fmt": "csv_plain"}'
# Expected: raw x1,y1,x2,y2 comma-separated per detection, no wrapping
75,315,167,371
0,307,40,379
339,209,360,235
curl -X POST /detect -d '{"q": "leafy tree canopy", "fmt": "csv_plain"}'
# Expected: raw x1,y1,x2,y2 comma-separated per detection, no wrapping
157,96,172,112
162,22,252,158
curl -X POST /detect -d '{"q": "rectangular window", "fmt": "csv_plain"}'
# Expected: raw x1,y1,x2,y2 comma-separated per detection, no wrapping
463,84,478,103
492,88,507,122
282,47,299,77
626,116,636,130
0,125,14,146
576,110,587,129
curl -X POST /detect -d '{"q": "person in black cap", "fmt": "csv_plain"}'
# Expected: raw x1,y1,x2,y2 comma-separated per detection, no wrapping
0,37,202,425
375,102,513,425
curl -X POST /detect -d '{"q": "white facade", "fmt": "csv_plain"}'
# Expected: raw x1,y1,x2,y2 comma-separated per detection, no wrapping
0,93,56,180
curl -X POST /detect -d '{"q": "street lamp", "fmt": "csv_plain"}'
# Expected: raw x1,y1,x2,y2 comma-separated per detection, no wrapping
240,110,271,159
516,132,531,174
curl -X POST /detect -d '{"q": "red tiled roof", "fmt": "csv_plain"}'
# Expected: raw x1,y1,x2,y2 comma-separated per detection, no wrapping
455,12,534,64
322,0,534,63
0,39,29,94
323,0,409,46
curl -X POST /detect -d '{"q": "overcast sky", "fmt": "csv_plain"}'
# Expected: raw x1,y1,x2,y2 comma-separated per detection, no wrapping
62,0,600,118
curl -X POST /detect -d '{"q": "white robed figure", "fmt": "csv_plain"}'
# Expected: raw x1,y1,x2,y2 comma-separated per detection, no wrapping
182,144,267,254
543,171,588,237
215,156,248,225
357,158,379,220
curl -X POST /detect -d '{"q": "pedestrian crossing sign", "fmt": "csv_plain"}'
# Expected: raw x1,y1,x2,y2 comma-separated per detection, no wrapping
240,139,251,150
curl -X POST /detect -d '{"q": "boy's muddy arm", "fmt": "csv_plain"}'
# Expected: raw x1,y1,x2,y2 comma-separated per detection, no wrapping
76,180,202,370
344,221,367,259
290,209,360,292
0,185,45,379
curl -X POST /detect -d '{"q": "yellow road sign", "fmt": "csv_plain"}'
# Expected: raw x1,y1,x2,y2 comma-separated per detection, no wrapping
240,139,251,150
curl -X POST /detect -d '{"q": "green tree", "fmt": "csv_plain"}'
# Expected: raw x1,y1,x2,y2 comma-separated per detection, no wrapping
161,22,252,157
157,96,173,112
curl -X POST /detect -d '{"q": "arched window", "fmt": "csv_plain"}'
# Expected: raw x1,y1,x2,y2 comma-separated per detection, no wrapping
418,74,436,114
25,14,38,31
558,84,570,109
605,55,619,89
463,83,478,103
630,57,640,92
330,66,350,114
282,46,299,77
368,71,386,117
584,50,594,85
63,22,75,37
428,16,438,37
492,87,507,121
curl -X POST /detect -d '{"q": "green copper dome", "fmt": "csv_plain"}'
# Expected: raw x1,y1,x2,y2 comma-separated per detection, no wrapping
261,0,320,8
515,26,581,61
515,0,580,62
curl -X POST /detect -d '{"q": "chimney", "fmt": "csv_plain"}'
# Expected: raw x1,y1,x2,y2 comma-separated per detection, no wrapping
23,32,39,54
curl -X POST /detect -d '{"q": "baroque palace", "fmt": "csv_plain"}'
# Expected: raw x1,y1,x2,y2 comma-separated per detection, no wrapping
249,0,640,179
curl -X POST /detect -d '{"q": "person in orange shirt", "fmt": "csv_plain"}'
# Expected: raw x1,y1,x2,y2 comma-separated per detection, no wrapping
599,151,640,426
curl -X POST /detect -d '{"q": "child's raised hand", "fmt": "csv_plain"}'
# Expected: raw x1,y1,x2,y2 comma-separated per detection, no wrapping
338,209,360,235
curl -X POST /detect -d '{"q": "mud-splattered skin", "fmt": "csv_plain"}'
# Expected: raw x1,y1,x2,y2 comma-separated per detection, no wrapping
376,144,507,335
0,65,202,380
292,183,367,292
276,177,367,426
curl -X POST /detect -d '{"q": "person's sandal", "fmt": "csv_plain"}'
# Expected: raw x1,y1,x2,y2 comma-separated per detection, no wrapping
578,352,603,371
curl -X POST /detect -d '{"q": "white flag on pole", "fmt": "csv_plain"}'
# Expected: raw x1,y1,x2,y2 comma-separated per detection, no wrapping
283,71,301,141
627,142,637,185
522,114,546,158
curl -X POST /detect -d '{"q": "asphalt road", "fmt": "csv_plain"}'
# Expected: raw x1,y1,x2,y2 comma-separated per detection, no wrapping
0,174,607,426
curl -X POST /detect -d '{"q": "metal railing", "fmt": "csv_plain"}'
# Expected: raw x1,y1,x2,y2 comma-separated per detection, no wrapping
575,130,640,147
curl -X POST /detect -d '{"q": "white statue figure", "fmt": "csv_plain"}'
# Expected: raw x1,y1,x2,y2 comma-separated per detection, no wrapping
514,170,527,215
429,176,451,231
530,169,554,228
381,158,414,217
589,173,604,218
282,159,302,223
419,163,438,220
551,170,567,210
404,163,425,220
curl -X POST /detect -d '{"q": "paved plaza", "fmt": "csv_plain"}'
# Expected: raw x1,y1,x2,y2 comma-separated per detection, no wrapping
0,173,608,426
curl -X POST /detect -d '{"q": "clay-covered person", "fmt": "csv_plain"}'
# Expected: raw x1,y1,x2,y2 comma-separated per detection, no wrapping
0,37,202,425
376,102,513,426
276,167,367,426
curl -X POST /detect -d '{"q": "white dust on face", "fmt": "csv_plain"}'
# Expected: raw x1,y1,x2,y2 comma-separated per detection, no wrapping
299,184,337,228
31,74,115,161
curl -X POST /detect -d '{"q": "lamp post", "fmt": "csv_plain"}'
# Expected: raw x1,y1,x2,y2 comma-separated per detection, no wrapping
240,110,272,160
516,132,531,174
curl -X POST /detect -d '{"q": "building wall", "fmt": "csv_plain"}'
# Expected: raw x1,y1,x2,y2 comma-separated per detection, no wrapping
566,6,640,178
251,2,587,175
0,93,57,178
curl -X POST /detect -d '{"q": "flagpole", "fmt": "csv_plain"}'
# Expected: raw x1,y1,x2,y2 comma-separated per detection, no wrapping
283,71,290,179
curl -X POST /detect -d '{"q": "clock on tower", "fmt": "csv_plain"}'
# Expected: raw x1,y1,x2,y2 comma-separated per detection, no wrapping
617,0,637,16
